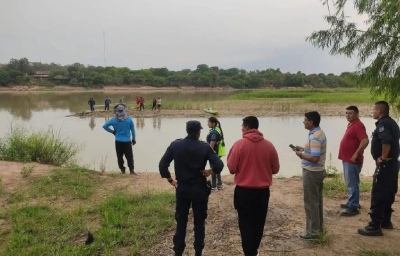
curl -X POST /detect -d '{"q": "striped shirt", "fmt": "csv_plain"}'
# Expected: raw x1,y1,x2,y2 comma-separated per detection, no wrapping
302,127,327,172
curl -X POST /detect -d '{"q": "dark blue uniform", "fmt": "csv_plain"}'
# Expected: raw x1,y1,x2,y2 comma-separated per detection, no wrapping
159,134,223,256
370,116,399,227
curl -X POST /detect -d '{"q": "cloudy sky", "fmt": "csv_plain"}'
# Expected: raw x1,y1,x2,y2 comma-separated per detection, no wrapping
0,0,363,74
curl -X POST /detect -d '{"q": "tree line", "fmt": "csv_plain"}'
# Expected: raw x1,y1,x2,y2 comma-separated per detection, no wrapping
0,58,357,89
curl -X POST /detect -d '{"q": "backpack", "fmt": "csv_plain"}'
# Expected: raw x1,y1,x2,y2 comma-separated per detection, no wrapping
214,127,226,157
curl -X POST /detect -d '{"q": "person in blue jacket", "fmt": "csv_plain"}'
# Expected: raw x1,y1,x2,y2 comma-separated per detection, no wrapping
103,104,136,175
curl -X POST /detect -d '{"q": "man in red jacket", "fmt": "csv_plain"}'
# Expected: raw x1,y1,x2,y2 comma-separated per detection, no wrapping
227,116,280,256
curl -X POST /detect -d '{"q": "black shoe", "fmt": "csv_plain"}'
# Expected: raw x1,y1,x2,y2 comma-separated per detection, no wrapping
381,221,394,229
358,225,383,236
130,171,137,175
340,203,361,210
340,207,360,216
121,170,126,174
299,234,319,240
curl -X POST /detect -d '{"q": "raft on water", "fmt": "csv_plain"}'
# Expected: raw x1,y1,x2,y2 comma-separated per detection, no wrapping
204,108,218,115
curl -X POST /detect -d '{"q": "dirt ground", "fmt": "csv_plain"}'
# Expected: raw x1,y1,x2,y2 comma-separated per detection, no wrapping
1,161,399,255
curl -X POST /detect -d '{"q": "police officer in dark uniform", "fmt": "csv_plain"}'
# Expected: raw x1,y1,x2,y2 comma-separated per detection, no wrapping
358,101,400,236
159,120,224,256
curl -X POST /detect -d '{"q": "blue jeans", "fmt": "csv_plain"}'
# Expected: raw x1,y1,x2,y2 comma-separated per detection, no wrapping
343,161,362,209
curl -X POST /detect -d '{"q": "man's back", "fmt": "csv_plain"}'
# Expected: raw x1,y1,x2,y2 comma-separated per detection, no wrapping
228,129,279,189
159,136,223,185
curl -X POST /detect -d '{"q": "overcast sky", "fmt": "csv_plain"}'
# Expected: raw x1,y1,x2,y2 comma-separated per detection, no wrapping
0,0,363,74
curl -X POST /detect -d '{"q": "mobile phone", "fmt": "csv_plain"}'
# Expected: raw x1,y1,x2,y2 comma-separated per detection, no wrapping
289,144,296,150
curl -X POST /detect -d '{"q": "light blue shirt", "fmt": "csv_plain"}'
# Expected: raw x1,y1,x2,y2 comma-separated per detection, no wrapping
103,117,136,142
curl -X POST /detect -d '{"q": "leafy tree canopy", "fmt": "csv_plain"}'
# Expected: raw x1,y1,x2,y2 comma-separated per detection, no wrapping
307,0,400,103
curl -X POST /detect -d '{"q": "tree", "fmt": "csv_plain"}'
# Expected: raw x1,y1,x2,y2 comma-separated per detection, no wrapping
307,0,400,102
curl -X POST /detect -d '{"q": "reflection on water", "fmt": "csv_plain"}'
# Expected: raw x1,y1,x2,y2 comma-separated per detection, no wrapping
89,116,96,130
0,91,236,120
153,116,162,130
0,108,385,177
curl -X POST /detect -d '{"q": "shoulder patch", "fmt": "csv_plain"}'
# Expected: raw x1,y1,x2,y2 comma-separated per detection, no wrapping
378,126,385,133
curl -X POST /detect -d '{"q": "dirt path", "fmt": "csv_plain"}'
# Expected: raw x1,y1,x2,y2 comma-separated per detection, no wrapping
1,162,399,255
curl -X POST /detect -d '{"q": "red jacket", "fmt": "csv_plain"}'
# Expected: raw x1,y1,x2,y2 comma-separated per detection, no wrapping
227,129,280,189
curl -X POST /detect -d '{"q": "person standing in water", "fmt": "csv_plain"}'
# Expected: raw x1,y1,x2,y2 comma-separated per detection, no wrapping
88,98,95,111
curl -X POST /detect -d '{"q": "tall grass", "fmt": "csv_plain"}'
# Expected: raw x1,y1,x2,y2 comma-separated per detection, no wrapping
0,125,80,166
230,88,376,103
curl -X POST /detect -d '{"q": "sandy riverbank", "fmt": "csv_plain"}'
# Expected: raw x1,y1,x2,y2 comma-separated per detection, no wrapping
70,100,374,118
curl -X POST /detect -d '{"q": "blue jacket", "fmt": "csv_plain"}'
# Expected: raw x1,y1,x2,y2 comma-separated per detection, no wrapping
159,135,224,186
103,117,136,142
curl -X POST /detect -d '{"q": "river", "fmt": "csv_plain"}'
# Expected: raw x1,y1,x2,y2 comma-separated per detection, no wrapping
0,91,381,177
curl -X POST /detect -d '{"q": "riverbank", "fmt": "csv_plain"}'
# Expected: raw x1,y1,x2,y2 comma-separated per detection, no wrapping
0,161,399,255
69,100,374,118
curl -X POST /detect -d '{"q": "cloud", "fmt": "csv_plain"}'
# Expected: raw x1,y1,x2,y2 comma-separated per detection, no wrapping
0,0,362,73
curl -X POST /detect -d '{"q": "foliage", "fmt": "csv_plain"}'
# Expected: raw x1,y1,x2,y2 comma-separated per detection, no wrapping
0,167,175,255
20,166,35,178
0,58,357,89
230,88,374,103
0,125,80,166
307,0,400,104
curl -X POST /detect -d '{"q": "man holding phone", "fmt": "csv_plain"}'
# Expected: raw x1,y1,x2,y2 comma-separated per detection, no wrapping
293,111,327,240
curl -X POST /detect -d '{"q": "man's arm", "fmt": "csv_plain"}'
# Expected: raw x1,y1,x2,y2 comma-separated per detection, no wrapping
159,144,174,179
207,147,224,174
378,120,394,161
227,141,240,174
270,146,280,174
296,137,321,163
102,119,114,134
130,118,136,140
350,137,369,162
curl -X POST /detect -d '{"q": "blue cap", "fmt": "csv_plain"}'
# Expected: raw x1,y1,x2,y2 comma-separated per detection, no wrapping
186,120,203,133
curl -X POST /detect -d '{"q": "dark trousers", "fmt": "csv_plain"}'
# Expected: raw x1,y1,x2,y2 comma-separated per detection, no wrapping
234,186,270,256
104,104,109,111
370,161,399,226
90,105,94,111
140,103,144,111
152,103,156,110
173,183,209,256
115,141,134,172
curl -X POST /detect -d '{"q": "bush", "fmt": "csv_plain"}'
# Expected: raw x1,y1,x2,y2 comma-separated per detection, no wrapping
0,125,80,166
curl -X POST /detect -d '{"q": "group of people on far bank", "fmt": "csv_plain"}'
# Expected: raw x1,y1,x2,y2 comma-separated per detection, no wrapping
101,100,399,256
86,96,162,112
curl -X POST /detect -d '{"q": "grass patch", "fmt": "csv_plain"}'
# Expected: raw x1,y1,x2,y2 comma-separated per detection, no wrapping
359,248,393,256
229,88,376,103
94,191,175,255
0,190,175,256
323,154,372,198
0,125,80,166
6,168,104,203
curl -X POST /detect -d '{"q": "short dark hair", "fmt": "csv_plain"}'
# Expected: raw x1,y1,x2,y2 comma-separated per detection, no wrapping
346,105,359,113
375,101,389,115
305,111,321,127
242,116,259,129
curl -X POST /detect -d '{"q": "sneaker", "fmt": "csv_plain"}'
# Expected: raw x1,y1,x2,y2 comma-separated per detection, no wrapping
217,185,224,190
211,188,218,192
381,221,394,229
340,207,360,216
358,224,383,236
299,233,319,240
340,203,361,210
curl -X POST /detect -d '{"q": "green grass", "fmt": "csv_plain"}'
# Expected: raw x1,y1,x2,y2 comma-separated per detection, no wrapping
0,125,80,166
0,168,176,255
323,153,372,198
359,249,393,256
5,168,105,203
229,88,377,103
